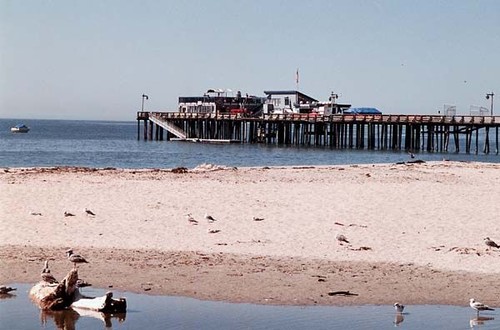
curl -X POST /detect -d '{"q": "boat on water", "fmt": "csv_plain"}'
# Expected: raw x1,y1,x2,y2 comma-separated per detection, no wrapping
10,124,30,133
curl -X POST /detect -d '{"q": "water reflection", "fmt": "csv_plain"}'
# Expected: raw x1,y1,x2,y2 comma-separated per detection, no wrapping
470,316,495,328
40,308,126,329
0,293,17,300
393,313,405,326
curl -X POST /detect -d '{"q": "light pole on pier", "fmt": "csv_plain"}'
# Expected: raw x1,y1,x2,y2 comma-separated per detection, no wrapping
486,92,494,116
141,94,149,112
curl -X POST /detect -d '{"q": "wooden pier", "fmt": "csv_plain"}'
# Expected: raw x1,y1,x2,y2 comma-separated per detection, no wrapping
137,111,500,154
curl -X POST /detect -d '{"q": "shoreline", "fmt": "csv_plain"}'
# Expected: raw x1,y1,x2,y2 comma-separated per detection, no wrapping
2,161,500,307
2,245,499,307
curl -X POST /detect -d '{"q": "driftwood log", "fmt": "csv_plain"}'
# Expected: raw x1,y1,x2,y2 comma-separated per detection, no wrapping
30,268,126,313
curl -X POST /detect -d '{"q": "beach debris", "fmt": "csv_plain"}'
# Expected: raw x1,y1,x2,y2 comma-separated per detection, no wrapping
64,211,76,217
215,243,228,245
327,290,358,296
394,302,405,313
208,229,221,234
0,285,17,294
336,233,349,244
253,216,265,221
470,298,495,316
334,222,344,226
171,167,188,173
205,213,217,223
349,246,372,251
30,211,43,216
84,208,96,216
448,247,481,256
186,213,198,225
66,249,89,268
76,279,92,288
484,237,500,249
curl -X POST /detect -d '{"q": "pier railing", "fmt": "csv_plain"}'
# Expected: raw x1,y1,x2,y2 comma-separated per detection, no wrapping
138,111,498,125
136,111,500,154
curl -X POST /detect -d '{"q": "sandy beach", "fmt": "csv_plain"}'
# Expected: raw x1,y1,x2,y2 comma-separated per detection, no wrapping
1,161,500,306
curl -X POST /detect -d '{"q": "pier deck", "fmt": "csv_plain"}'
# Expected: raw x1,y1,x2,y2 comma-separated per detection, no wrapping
137,111,500,154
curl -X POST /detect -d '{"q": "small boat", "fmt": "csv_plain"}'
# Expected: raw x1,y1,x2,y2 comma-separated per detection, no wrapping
10,124,30,133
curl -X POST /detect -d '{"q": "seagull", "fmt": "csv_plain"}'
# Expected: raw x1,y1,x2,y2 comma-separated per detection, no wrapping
470,298,495,316
41,260,58,283
484,237,500,249
205,213,217,223
84,208,96,216
394,302,405,313
253,216,265,221
0,285,17,294
64,211,76,217
186,213,198,225
336,233,349,244
66,249,89,267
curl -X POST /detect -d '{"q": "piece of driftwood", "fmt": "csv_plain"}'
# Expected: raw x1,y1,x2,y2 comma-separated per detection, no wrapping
327,290,359,296
30,268,126,313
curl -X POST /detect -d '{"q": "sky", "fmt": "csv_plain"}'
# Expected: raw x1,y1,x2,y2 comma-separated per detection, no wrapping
1,0,499,121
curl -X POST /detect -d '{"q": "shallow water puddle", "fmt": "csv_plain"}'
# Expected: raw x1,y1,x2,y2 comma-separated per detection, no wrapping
0,284,497,329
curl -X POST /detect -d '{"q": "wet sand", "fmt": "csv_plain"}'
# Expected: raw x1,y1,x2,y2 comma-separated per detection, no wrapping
1,162,500,306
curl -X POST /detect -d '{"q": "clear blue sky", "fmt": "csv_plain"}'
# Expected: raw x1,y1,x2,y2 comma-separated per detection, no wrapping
1,0,499,120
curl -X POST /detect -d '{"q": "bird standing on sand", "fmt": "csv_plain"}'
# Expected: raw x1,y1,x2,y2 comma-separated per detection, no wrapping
484,237,500,249
66,249,89,268
336,233,349,244
186,213,198,225
205,213,217,223
394,302,405,313
84,208,96,216
64,211,75,217
470,298,495,316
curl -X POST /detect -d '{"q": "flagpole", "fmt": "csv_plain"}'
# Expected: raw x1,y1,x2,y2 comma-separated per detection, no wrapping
296,69,299,91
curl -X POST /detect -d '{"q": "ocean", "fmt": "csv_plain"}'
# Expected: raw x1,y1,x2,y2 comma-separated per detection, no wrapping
1,118,498,168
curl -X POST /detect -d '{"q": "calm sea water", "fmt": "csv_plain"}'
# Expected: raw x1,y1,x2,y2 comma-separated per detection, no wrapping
0,284,497,330
0,118,498,168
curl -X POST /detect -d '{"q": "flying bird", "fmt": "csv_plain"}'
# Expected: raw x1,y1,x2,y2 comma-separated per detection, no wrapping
84,208,96,216
394,302,405,313
205,213,217,223
470,298,495,316
64,211,76,217
66,249,89,267
253,216,265,221
484,237,500,249
186,213,198,225
336,233,349,244
30,211,42,216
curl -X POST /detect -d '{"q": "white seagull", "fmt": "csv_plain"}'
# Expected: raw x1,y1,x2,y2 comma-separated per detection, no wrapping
394,302,405,313
470,298,495,316
66,249,89,268
484,237,500,249
186,213,198,225
205,213,217,223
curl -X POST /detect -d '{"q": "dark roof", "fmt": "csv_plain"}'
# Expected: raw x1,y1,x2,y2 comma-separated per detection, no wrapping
263,90,318,102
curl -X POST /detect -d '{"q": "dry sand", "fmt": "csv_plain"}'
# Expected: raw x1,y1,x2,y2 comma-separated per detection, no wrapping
1,161,499,306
